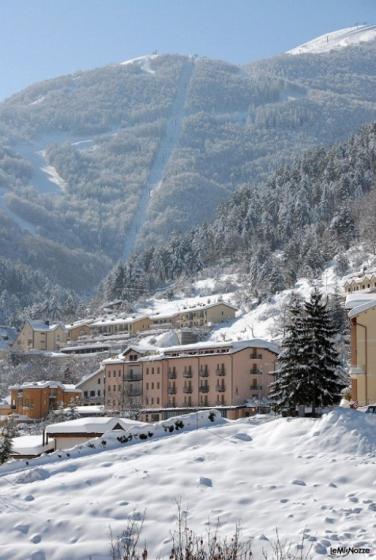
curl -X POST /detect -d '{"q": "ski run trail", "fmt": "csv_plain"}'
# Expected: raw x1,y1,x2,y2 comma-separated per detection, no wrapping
123,59,195,259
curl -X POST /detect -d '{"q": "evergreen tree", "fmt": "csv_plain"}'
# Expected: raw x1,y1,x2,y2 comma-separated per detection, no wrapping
269,295,311,411
0,421,14,464
270,290,347,415
303,289,347,414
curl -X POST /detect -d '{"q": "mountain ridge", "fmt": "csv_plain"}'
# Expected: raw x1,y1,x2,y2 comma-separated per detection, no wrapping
2,40,376,320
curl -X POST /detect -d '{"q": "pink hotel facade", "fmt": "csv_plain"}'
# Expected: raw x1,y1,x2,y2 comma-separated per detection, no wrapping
103,339,279,421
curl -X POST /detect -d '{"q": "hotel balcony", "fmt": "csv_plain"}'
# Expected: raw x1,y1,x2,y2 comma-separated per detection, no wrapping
216,367,226,376
183,385,193,394
124,372,142,382
200,369,209,377
168,371,177,379
168,386,177,395
183,370,193,378
126,388,142,397
199,385,209,393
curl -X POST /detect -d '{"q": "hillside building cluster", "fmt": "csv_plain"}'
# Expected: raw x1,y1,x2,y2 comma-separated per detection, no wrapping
9,301,237,354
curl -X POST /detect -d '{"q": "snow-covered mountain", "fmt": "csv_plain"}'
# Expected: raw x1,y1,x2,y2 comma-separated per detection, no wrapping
287,24,376,55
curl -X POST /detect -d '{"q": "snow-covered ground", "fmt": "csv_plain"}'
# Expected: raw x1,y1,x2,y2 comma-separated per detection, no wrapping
120,54,159,74
287,24,376,55
0,408,375,559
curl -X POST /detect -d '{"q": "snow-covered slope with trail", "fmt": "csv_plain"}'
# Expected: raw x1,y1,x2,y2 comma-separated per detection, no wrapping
123,59,195,258
0,409,375,559
287,24,376,55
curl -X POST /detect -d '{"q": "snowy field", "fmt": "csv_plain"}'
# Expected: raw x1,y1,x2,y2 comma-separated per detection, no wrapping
0,409,375,559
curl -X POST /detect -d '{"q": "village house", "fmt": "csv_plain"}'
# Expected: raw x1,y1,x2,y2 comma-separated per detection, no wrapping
103,339,278,420
76,368,105,405
343,268,376,293
90,315,151,337
13,320,67,352
65,319,93,342
149,301,237,330
8,381,81,420
45,416,146,450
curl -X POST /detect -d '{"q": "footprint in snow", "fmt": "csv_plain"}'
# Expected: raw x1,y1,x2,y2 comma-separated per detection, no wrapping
193,456,205,463
14,524,30,534
291,480,306,486
24,494,35,501
16,468,50,484
31,534,42,544
198,476,212,487
232,432,252,442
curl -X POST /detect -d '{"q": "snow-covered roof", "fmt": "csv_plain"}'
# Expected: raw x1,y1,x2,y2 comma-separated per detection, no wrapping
287,24,376,55
161,338,280,356
105,338,279,364
11,435,54,456
26,320,65,332
65,319,93,329
46,416,146,435
345,292,376,310
91,315,147,327
9,381,80,392
348,299,376,318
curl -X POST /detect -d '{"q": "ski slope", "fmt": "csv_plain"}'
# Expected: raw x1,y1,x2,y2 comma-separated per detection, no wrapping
123,59,195,259
287,24,376,55
0,409,375,559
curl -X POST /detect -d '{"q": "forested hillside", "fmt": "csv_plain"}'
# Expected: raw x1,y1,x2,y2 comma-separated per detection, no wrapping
102,122,376,302
2,40,376,320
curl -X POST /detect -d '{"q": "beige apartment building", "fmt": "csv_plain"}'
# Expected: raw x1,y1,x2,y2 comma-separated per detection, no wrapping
103,339,278,420
66,320,93,342
8,381,81,420
13,320,67,352
150,302,237,329
90,315,151,337
345,270,376,405
348,301,376,405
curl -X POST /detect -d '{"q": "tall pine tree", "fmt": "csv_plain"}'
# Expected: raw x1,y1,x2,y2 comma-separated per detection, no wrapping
269,295,311,411
303,289,347,415
270,289,347,414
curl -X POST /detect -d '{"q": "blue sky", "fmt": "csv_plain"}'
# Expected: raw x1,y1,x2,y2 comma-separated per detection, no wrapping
0,0,375,99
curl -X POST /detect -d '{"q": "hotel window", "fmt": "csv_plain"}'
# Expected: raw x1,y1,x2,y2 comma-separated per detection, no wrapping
145,397,149,405
157,397,160,404
151,382,154,390
146,368,149,375
98,378,101,384
108,372,111,378
151,397,154,405
146,383,149,390
157,382,160,389
152,367,154,374
157,367,160,374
